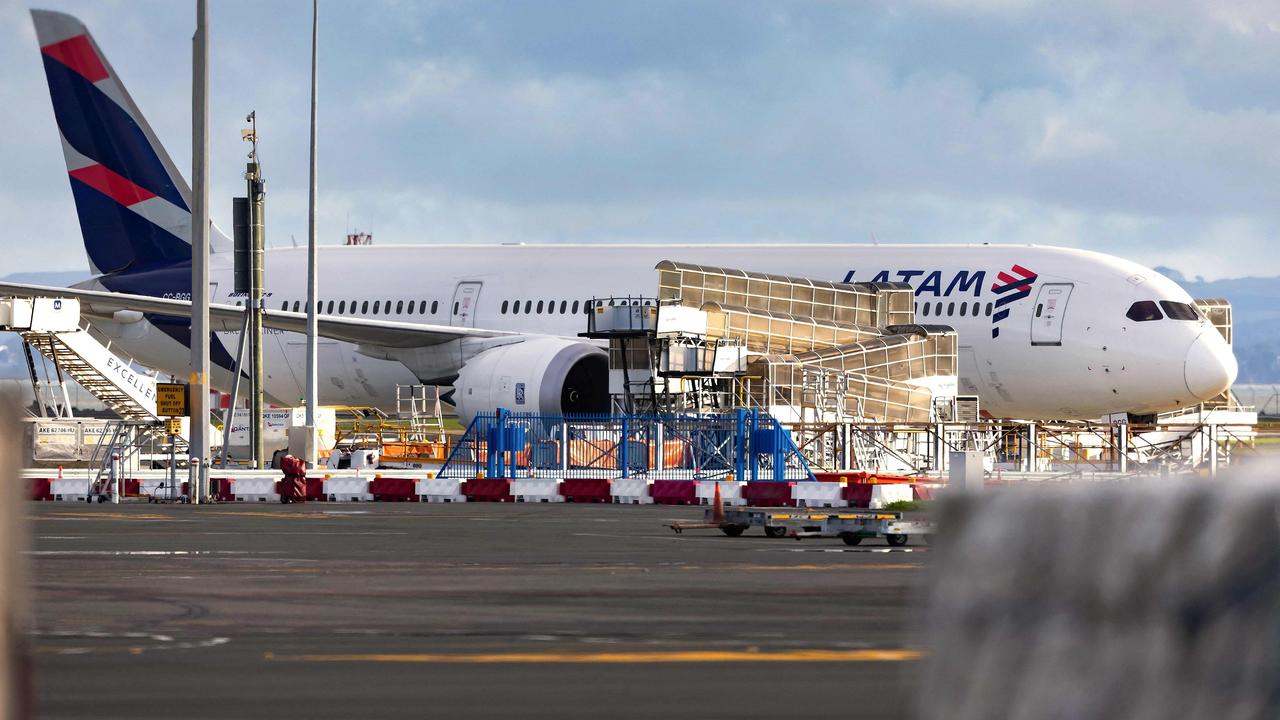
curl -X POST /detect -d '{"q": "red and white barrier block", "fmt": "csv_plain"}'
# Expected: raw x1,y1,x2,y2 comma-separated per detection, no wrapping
792,480,848,508
50,478,91,502
416,477,466,503
610,477,652,504
696,480,746,506
324,476,372,502
231,477,280,503
511,478,563,503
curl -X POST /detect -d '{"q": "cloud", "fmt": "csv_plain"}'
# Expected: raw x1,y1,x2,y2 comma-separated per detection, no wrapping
2,0,1279,279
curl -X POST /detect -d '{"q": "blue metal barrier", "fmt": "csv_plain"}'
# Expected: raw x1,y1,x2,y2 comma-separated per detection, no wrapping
437,410,815,482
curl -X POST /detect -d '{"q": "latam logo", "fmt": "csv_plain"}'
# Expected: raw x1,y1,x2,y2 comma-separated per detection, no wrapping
990,265,1038,338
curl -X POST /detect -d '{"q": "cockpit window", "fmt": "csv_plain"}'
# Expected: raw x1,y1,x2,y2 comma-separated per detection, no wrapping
1126,301,1162,322
1160,300,1199,321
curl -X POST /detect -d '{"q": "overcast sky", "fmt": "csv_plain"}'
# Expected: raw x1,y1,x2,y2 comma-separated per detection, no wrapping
2,0,1278,279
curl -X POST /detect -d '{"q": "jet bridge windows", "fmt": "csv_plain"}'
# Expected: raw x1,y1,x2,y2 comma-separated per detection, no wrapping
1160,301,1199,321
1126,301,1162,322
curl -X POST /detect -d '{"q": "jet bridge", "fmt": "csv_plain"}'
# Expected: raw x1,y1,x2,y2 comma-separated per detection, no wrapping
585,261,962,425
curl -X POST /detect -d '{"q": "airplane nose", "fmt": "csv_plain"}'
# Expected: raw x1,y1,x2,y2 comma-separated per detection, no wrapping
1184,332,1238,401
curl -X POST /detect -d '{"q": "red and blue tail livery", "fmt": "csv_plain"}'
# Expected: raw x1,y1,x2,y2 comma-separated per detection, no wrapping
32,9,193,275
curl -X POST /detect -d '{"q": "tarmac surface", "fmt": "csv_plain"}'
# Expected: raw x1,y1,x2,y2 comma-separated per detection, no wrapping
27,502,928,719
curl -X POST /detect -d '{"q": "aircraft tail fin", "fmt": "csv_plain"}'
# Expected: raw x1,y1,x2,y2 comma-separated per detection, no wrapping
31,10,229,275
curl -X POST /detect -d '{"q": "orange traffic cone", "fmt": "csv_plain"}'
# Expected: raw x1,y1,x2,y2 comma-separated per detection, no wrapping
711,482,725,524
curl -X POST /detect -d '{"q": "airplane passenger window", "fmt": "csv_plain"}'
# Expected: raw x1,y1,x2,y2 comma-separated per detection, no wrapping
418,300,427,314
236,301,243,307
559,300,567,314
1160,301,1199,321
1126,301,1162,322
280,301,287,310
985,303,992,316
396,301,404,314
537,301,544,313
384,300,392,315
959,303,967,317
373,301,381,314
947,302,954,316
525,301,532,313
453,302,460,315
338,301,346,314
361,301,369,314
431,301,438,314
572,300,579,314
972,302,980,316
292,301,300,312
327,301,335,313
501,301,509,314
512,301,521,315
934,302,942,316
922,303,931,317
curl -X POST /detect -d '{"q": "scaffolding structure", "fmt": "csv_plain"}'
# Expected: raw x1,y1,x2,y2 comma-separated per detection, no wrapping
585,261,964,431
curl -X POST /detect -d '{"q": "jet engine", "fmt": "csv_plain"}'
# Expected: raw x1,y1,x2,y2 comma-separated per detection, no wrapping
452,338,609,422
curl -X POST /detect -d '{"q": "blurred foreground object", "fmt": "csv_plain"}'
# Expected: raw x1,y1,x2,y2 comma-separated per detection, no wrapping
920,477,1280,720
0,394,31,719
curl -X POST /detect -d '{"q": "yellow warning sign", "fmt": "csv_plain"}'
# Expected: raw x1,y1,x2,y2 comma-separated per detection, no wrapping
156,383,188,417
164,417,183,436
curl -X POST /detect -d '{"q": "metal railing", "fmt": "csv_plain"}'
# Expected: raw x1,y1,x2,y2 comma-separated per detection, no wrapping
438,409,816,482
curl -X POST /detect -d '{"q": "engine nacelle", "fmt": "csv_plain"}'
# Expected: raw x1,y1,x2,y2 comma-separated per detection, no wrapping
453,338,609,422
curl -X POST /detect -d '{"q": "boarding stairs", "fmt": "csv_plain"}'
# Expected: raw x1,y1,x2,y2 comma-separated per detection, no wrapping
1,298,161,422
396,384,445,442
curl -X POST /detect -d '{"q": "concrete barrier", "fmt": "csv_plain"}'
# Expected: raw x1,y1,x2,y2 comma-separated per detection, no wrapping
50,478,89,501
742,481,795,507
416,477,466,503
792,481,847,508
695,480,746,506
511,478,563,503
868,484,912,509
29,478,52,501
232,477,280,503
324,477,372,502
611,477,651,504
462,478,513,502
561,478,611,503
650,480,697,505
369,476,417,502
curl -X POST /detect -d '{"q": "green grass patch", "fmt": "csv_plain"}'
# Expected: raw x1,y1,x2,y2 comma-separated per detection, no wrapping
883,500,929,512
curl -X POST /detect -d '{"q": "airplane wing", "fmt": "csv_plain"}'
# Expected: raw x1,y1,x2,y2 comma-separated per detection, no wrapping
0,281,516,348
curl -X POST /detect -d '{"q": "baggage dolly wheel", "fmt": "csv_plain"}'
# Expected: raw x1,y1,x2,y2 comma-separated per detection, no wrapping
886,533,909,547
840,532,862,546
763,526,788,539
720,524,746,537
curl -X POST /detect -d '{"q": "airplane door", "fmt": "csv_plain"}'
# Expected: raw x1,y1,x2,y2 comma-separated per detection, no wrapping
1030,283,1073,346
450,282,482,327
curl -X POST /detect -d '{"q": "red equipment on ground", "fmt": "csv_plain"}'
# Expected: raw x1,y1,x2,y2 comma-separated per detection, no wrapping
279,455,307,504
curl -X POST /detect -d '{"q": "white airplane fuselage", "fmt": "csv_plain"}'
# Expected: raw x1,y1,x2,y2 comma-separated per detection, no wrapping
84,242,1237,421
